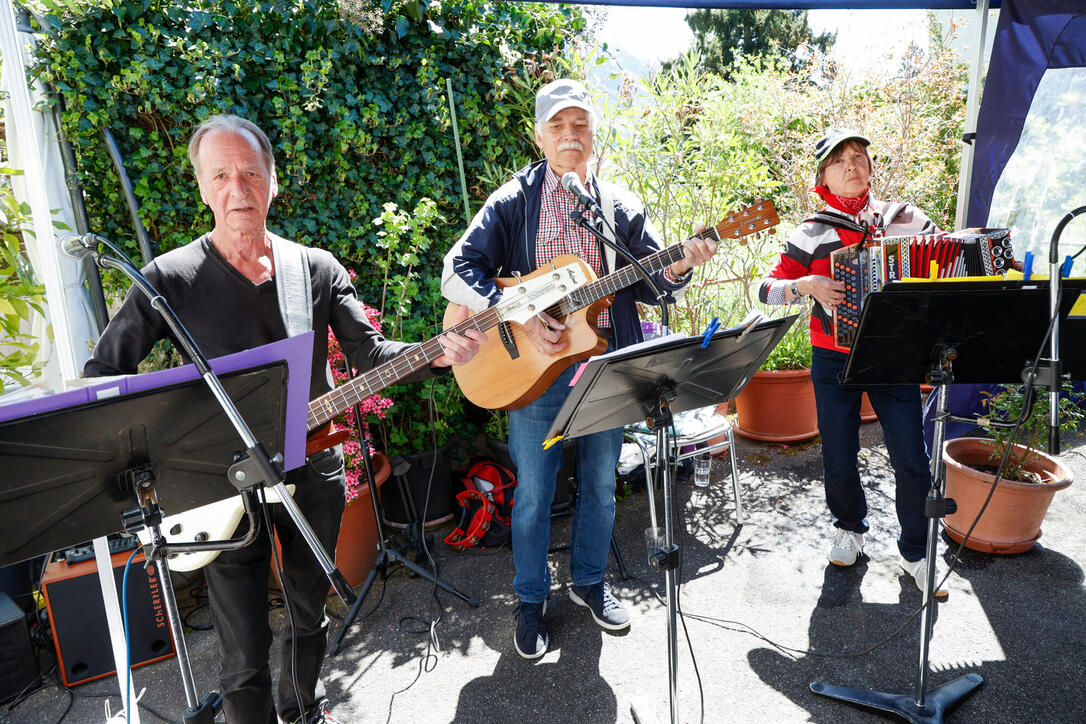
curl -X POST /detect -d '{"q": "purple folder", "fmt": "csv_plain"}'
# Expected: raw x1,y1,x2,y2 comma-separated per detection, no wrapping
0,333,313,471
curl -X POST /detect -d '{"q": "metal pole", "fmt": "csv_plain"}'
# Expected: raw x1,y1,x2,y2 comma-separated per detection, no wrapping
446,78,471,224
955,0,991,230
657,422,679,724
154,556,200,709
915,381,951,707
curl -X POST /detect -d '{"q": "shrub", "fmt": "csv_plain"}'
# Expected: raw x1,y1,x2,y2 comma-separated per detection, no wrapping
0,166,48,392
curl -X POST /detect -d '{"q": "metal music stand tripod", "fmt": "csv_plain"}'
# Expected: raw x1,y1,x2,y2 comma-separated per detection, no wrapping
328,369,480,656
810,277,1086,723
545,317,794,724
0,357,298,723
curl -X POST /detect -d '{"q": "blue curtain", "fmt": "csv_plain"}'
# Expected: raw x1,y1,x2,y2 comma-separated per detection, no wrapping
968,0,1086,228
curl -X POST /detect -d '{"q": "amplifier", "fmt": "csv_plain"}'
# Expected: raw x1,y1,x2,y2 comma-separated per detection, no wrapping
41,551,175,687
0,592,38,704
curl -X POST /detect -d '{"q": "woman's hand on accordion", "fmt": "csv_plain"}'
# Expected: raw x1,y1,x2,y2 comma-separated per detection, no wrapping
803,275,846,310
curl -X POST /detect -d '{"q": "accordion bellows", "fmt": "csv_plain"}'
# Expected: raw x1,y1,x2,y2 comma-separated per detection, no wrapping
831,228,1015,348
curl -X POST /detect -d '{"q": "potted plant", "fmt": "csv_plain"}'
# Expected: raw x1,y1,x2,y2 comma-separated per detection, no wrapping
942,383,1083,554
355,200,462,527
327,298,394,586
733,314,818,442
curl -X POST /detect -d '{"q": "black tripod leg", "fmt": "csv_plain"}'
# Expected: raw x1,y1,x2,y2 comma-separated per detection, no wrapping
328,558,383,656
611,534,629,580
384,547,480,607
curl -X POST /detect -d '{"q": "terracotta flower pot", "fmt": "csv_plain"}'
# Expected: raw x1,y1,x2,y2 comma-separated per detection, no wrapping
733,369,819,442
942,437,1072,554
336,452,391,587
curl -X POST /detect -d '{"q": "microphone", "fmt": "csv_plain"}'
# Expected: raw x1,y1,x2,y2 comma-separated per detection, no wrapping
560,171,600,212
59,232,101,260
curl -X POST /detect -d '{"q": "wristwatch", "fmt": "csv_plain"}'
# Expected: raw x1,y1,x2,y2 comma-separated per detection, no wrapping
790,280,802,299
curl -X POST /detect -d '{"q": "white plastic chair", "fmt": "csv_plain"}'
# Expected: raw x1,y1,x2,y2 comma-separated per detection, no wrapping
624,405,744,526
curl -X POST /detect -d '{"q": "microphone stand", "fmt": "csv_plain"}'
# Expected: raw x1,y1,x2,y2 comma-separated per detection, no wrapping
568,204,670,330
569,200,685,723
1046,205,1086,454
74,234,358,719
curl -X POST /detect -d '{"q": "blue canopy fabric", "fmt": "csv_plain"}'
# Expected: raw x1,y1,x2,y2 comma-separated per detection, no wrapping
968,0,1085,228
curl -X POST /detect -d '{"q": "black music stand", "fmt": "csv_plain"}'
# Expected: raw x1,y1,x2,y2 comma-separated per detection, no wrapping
811,278,1086,723
0,362,289,566
0,360,294,722
546,316,794,724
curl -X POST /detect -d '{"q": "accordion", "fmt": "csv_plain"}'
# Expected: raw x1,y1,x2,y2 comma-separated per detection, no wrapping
830,227,1015,348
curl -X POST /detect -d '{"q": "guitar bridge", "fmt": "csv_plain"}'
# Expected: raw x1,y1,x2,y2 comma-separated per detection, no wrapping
498,321,520,360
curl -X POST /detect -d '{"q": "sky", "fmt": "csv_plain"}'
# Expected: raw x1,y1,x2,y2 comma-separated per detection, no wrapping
595,7,938,79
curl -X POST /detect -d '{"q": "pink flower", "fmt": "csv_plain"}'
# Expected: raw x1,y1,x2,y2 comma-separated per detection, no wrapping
327,292,395,503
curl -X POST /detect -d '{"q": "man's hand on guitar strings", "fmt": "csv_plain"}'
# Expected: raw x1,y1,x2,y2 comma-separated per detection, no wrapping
433,304,488,367
520,310,567,356
671,223,718,276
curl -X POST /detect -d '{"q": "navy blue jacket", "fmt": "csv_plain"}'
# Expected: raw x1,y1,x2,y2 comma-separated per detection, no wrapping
441,159,686,350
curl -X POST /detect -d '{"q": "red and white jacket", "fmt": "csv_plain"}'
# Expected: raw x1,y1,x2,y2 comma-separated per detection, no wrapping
758,197,939,352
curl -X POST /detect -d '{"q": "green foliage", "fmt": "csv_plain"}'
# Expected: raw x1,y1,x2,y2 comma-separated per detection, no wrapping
760,312,812,371
362,197,460,454
33,0,583,446
587,18,966,336
679,9,835,78
597,52,785,335
33,0,583,295
981,383,1086,483
0,167,48,392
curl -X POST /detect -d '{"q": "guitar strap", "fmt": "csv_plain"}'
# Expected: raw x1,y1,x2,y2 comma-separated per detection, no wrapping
270,233,313,338
597,181,617,275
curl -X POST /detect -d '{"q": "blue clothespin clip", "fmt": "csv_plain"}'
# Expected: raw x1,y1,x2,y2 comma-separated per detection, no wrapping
1022,251,1034,280
1062,255,1073,278
701,317,720,348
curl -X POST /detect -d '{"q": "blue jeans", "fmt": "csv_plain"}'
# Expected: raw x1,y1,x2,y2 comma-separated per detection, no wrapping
811,347,930,561
509,360,623,603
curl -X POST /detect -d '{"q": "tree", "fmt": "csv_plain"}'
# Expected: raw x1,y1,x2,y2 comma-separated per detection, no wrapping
678,9,835,77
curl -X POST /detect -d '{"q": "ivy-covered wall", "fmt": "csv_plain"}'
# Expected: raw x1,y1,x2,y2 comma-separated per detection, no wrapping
35,0,581,291
34,0,583,451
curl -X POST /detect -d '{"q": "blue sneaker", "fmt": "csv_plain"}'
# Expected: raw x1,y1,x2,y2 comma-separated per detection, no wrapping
569,582,630,631
513,599,548,659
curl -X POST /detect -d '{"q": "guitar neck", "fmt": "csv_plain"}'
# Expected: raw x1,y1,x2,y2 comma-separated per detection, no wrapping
564,225,721,314
306,307,501,431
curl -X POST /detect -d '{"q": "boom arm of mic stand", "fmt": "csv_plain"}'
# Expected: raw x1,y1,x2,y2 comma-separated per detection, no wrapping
94,247,357,606
1046,205,1086,454
571,209,670,330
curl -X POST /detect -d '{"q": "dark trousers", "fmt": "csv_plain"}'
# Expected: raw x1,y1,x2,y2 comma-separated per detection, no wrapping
811,347,930,561
203,446,345,724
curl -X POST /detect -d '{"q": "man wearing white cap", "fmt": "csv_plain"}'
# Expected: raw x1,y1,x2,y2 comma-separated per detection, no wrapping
442,79,716,658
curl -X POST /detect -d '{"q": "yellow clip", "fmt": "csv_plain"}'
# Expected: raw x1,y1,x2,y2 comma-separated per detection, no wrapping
542,435,563,450
929,260,939,280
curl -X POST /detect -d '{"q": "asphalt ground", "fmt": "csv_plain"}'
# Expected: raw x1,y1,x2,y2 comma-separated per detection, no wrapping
6,422,1086,724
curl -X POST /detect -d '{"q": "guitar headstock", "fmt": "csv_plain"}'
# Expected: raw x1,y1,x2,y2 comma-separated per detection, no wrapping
710,200,781,240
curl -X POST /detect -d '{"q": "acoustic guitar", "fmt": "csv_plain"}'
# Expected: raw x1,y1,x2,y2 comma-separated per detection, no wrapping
137,268,594,570
442,200,780,410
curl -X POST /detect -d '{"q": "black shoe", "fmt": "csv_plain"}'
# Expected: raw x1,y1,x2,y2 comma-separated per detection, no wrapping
513,599,548,659
569,582,630,631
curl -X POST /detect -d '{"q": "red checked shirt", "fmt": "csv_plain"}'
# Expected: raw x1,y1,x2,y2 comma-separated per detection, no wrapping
536,165,610,329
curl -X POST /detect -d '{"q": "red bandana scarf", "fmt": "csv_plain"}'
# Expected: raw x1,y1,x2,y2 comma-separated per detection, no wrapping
811,185,870,216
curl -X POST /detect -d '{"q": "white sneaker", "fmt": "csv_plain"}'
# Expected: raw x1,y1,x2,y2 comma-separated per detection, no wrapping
900,557,949,599
828,529,864,566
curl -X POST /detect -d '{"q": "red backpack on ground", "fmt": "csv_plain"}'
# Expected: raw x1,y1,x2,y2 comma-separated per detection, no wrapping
444,459,517,549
